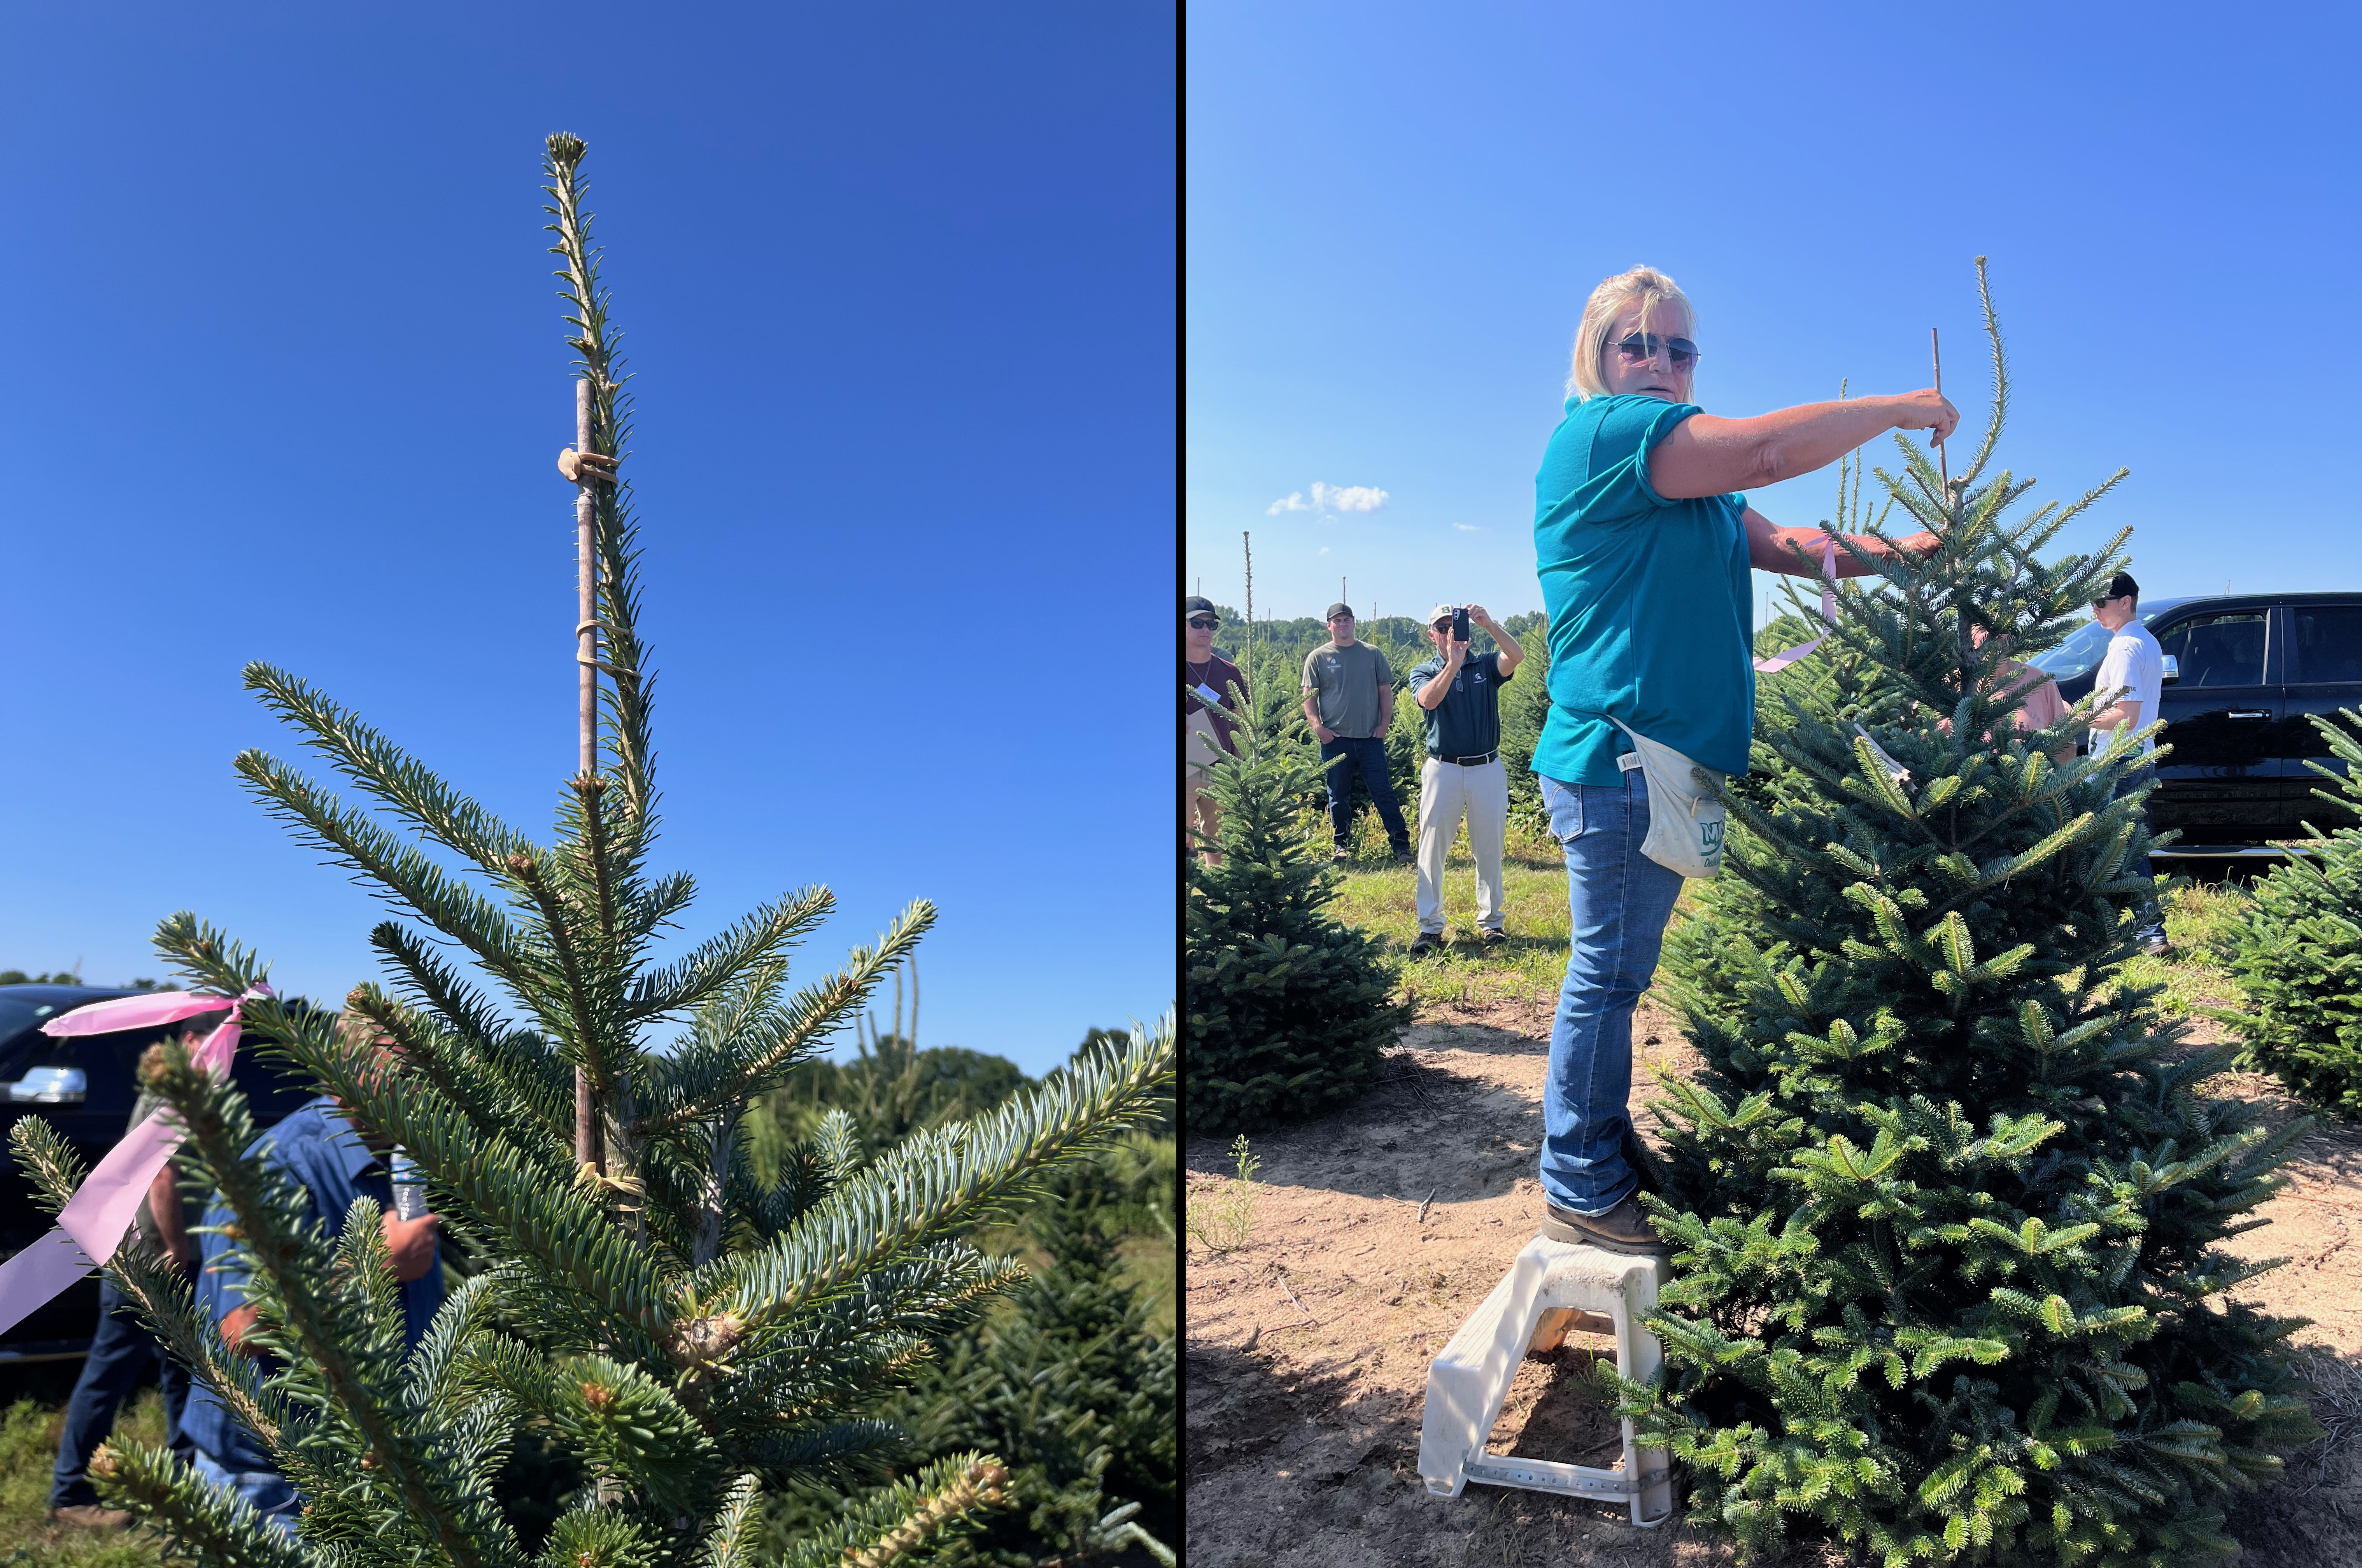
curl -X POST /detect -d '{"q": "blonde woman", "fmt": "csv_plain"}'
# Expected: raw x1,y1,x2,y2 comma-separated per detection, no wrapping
1530,266,1955,1254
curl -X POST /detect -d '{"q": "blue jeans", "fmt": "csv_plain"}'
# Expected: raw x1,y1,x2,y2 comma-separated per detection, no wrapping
2114,763,2160,925
1538,773,1684,1215
189,1447,299,1536
51,1270,196,1509
1318,735,1409,850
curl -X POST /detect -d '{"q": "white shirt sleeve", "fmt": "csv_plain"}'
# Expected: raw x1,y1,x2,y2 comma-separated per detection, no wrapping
2094,635,2137,706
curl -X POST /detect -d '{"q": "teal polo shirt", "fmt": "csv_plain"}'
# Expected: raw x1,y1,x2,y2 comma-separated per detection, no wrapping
1530,394,1755,787
1409,651,1513,759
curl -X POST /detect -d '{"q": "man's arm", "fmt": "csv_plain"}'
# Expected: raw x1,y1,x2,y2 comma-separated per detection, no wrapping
1743,509,1938,578
1301,691,1335,742
2086,639,2143,734
1374,661,1396,733
146,1164,193,1267
1415,649,1463,711
1467,606,1524,677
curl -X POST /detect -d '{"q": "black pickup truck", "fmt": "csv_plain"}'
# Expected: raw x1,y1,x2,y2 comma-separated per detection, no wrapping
2032,592,2362,859
0,985,316,1368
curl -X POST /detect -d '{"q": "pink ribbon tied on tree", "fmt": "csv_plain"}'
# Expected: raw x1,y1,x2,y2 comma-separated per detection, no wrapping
1752,537,1839,674
0,984,268,1338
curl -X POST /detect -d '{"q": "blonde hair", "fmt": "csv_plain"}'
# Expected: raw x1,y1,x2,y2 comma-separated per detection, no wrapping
1566,265,1695,401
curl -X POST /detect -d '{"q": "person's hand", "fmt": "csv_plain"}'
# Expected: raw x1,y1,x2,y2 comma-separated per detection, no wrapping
1887,389,1959,445
557,447,620,485
167,1237,196,1269
1467,604,1498,633
382,1211,440,1284
1312,721,1337,744
1894,530,1941,558
1442,636,1466,667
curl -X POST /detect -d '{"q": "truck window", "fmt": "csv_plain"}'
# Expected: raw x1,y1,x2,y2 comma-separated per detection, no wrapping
2156,612,2266,687
2288,605,2362,684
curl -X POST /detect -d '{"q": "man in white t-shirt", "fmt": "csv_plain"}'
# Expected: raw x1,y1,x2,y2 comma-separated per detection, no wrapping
2087,572,2169,954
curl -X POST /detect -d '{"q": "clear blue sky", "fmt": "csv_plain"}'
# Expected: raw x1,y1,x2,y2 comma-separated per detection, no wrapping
0,6,1174,1075
1188,4,2361,631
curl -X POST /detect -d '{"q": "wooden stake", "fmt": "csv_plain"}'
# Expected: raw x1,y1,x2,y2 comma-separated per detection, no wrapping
573,375,601,1173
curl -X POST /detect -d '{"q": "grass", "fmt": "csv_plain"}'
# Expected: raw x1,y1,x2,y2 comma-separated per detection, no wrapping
1324,809,1699,1012
0,1388,167,1568
1328,802,2259,1031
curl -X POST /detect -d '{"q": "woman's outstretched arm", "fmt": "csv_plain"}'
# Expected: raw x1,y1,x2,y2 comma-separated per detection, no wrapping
1649,390,1957,499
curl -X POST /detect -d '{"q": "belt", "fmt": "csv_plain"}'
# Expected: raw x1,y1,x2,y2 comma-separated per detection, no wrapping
1437,750,1498,766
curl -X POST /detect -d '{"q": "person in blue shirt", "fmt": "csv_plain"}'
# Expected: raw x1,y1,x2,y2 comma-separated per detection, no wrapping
1530,264,1954,1254
181,1019,443,1533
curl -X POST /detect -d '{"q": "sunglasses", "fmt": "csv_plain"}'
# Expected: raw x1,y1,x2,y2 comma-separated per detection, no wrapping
1431,620,1456,634
1613,332,1700,369
1188,616,1219,630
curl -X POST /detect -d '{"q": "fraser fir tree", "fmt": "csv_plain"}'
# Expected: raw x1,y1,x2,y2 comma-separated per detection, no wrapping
7,135,1172,1568
1624,262,2319,1566
1185,675,1409,1133
2216,710,2362,1115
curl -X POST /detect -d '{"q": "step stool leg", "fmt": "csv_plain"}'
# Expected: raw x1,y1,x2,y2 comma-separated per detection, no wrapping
1418,1239,1557,1498
1615,1255,1675,1526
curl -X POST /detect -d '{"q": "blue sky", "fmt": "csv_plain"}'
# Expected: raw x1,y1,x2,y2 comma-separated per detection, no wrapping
0,6,1174,1075
1188,4,2362,630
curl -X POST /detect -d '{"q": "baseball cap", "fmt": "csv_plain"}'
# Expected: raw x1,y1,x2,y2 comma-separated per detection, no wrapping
1183,595,1218,619
1325,602,1354,621
1427,602,1461,624
2093,571,2139,605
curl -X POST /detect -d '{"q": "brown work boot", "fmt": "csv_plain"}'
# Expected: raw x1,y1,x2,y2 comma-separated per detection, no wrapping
49,1505,133,1528
1540,1195,1670,1256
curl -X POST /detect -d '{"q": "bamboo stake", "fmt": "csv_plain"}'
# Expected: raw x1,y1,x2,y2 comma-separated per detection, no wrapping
574,376,601,1172
1931,327,1948,492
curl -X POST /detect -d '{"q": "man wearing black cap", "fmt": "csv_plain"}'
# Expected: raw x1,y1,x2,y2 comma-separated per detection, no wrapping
1184,596,1247,863
2088,571,2170,955
1300,604,1411,862
1407,603,1525,956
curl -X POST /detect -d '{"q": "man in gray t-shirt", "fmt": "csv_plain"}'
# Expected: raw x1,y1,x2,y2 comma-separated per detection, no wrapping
1299,604,1410,861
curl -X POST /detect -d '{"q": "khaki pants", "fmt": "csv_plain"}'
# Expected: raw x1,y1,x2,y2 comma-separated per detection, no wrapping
1185,766,1220,859
1416,756,1507,934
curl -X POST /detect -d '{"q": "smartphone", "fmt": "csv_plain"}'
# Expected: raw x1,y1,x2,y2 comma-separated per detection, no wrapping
1451,607,1470,644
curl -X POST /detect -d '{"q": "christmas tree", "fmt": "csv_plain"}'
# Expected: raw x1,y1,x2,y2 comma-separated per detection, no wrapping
1625,261,2320,1565
2217,710,2362,1115
1185,655,1408,1132
8,134,1172,1568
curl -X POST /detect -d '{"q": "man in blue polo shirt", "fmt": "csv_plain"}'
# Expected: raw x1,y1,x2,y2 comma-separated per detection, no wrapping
1407,603,1526,956
181,1019,442,1531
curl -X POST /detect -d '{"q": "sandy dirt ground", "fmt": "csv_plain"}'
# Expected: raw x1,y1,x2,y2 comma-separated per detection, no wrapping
1184,994,2362,1568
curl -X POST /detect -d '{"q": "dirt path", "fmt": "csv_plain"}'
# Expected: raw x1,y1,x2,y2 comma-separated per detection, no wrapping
1184,998,2362,1568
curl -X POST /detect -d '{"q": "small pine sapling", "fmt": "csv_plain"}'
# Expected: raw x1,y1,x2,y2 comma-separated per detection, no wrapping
1184,669,1409,1133
2216,709,2362,1115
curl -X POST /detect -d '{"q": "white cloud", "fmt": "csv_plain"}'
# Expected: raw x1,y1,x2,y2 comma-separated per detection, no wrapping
1452,522,1482,533
1267,481,1390,516
1317,546,1331,555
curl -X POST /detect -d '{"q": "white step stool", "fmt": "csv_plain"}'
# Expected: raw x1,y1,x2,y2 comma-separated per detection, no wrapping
1417,1235,1674,1526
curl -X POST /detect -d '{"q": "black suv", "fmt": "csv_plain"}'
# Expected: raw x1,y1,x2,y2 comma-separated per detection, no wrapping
2032,593,2362,858
0,985,317,1367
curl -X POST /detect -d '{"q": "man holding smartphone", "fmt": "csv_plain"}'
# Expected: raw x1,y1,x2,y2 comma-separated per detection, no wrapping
1406,604,1525,956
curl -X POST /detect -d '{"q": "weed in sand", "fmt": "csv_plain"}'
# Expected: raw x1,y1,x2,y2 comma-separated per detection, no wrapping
1187,1134,1262,1253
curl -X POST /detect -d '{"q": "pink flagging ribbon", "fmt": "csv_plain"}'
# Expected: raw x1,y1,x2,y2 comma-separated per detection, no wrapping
1752,538,1839,673
0,985,267,1338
